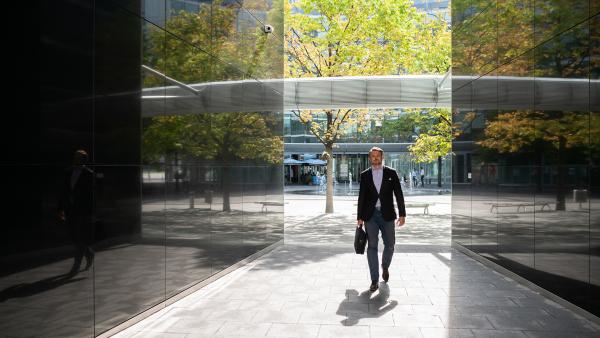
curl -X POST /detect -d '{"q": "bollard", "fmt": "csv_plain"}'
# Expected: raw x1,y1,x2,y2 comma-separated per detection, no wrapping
189,190,195,209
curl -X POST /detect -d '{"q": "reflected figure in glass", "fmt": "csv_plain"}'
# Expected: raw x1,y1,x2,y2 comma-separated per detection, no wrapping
57,149,95,275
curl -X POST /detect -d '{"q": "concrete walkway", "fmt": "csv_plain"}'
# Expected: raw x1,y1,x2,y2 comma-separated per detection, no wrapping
112,195,600,338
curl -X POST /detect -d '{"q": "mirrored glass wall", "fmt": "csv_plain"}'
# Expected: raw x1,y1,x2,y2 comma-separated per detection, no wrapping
452,0,599,316
0,0,284,336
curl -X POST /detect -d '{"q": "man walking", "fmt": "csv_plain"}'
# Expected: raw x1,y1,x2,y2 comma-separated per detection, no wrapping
58,150,95,275
357,147,406,292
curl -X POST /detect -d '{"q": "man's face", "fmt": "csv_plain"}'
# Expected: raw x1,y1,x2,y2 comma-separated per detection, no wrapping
369,151,382,166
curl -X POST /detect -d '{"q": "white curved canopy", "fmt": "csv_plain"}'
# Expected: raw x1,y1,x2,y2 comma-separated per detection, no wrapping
141,75,451,116
141,74,598,116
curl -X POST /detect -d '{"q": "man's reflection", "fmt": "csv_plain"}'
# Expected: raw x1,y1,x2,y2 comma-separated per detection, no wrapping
58,150,95,275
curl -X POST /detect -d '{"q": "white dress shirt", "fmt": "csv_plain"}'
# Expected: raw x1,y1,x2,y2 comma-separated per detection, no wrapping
372,165,383,208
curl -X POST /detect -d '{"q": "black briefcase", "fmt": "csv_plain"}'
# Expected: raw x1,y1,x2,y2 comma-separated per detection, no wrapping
354,226,367,254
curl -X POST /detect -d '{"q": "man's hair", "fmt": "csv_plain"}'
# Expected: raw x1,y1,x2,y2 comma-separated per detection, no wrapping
73,149,89,164
369,146,384,156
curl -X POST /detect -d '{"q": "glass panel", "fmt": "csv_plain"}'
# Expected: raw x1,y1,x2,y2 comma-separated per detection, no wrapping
161,36,218,296
470,4,497,74
94,2,142,165
37,0,94,166
534,0,589,45
470,74,498,258
212,0,245,80
533,22,590,308
452,82,473,247
93,165,163,334
589,13,600,317
1,0,96,335
498,0,533,64
0,165,94,337
94,3,166,334
495,51,536,275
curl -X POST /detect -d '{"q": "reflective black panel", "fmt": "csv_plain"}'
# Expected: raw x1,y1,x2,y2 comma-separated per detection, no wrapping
589,13,600,316
95,1,142,165
470,74,498,259
532,22,590,308
452,82,473,247
534,0,589,45
452,0,597,317
496,51,536,275
0,165,94,337
9,0,284,334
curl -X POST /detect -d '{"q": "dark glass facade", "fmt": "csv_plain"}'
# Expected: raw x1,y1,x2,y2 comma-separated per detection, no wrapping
1,0,283,336
452,1,599,316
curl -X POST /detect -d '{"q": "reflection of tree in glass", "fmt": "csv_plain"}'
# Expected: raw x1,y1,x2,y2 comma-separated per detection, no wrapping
478,111,589,210
474,5,590,211
286,0,450,212
143,113,283,211
142,0,284,211
143,0,282,85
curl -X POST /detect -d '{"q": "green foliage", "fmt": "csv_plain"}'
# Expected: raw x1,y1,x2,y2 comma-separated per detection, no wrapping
143,113,283,165
408,108,452,163
142,1,284,165
286,0,450,149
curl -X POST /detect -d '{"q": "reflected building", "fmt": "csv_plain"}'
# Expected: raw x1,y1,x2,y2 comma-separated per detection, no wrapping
1,0,283,336
452,0,599,317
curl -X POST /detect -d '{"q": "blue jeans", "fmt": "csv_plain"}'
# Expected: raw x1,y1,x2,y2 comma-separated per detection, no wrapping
365,208,395,281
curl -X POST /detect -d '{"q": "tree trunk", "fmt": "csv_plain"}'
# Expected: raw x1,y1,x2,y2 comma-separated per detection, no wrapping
222,166,231,212
325,145,334,213
535,151,543,193
437,156,442,188
555,137,566,211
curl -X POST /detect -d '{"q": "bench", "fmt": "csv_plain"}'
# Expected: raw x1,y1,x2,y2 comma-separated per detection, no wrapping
255,201,285,212
404,203,431,215
489,202,551,213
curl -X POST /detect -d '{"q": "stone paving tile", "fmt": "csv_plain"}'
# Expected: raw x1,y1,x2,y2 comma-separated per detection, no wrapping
212,322,272,337
523,331,600,338
470,329,527,338
440,315,494,329
370,326,422,338
420,328,475,338
251,309,303,324
266,323,320,337
392,313,445,328
316,324,370,337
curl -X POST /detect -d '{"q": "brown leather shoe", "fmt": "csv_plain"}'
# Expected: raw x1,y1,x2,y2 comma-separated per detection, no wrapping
382,269,389,282
369,281,379,292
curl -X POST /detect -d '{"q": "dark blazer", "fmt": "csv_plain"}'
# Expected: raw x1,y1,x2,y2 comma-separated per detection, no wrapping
58,166,94,217
357,166,406,222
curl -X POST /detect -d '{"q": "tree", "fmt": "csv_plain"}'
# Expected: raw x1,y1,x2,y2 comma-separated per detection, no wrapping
286,0,450,213
453,0,593,210
477,111,588,210
142,1,283,211
407,108,452,188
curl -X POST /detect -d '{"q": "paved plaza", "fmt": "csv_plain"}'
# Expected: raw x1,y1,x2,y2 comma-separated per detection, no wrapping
112,192,600,338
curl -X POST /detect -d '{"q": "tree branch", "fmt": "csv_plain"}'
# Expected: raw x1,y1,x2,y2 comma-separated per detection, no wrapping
292,109,326,145
292,28,324,77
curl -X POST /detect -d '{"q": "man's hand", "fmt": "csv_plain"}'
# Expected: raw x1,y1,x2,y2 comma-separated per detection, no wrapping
357,219,364,227
58,210,66,222
395,217,405,227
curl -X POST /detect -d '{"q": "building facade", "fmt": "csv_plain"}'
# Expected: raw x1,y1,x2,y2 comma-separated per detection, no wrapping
1,0,283,336
452,0,599,316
